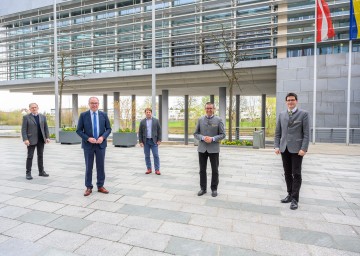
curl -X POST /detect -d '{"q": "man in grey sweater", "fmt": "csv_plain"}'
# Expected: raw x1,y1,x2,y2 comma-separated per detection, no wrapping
194,102,226,197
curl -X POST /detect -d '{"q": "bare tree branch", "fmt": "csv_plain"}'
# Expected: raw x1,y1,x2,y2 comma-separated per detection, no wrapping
199,24,251,141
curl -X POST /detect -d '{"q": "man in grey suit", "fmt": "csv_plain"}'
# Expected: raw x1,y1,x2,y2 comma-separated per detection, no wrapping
275,92,310,210
194,102,226,197
139,108,162,175
21,103,50,180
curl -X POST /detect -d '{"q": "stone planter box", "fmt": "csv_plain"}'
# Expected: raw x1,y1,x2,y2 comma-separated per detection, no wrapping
59,131,82,144
112,132,137,147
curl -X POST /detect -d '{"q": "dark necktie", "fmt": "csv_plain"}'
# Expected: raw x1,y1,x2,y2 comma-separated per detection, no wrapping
93,112,98,139
288,111,293,127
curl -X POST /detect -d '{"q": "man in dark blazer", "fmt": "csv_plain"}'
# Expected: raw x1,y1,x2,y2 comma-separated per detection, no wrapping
138,108,162,175
194,102,226,197
275,92,310,210
76,97,112,196
21,103,50,180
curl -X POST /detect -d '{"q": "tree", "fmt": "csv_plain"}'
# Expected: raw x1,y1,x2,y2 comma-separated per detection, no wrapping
265,97,276,137
174,96,201,119
52,51,82,128
245,96,260,122
119,96,133,130
138,96,152,118
199,24,249,141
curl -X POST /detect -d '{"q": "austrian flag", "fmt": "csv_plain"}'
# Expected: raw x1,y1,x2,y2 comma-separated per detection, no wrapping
316,0,335,42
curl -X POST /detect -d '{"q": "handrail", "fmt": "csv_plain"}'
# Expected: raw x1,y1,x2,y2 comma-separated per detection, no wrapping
312,127,360,130
233,127,266,130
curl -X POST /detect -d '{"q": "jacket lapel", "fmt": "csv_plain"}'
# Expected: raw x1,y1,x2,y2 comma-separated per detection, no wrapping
152,118,155,136
38,114,43,127
98,111,104,134
28,114,37,125
86,111,93,136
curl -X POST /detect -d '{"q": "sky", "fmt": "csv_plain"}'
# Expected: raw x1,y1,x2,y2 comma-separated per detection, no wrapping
0,91,89,113
0,90,178,113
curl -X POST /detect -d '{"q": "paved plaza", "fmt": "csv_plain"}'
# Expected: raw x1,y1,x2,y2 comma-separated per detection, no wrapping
0,138,359,256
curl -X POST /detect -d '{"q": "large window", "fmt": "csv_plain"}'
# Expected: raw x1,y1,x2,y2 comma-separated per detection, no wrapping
0,0,351,81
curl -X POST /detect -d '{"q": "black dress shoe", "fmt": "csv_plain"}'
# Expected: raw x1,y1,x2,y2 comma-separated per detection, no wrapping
197,190,206,196
211,191,218,197
281,195,292,203
39,171,49,177
290,199,298,210
26,173,33,180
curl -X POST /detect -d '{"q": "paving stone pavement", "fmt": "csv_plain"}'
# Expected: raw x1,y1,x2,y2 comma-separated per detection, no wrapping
0,138,360,256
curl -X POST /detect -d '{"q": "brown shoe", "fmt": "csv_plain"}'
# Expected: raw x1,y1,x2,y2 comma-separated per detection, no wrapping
98,187,109,194
155,170,161,175
84,188,92,196
145,169,152,174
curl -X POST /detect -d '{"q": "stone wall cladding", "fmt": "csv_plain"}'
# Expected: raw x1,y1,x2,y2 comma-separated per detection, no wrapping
276,52,360,143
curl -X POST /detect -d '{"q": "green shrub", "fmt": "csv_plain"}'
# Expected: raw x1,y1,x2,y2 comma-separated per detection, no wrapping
243,140,253,146
49,133,56,138
118,128,135,133
221,139,253,146
61,127,77,132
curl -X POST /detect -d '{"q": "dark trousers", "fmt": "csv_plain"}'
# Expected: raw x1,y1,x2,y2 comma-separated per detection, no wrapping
84,145,106,189
26,140,45,173
199,151,219,191
281,147,303,202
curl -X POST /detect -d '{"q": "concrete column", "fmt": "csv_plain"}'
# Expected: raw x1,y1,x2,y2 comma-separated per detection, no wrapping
132,95,136,132
103,94,108,113
219,87,226,129
262,94,266,133
184,95,189,145
158,95,162,125
161,90,169,141
113,92,120,132
72,94,78,127
210,95,215,104
235,94,240,140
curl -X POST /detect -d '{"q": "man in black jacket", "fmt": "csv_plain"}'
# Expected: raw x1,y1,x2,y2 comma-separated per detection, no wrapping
21,103,50,180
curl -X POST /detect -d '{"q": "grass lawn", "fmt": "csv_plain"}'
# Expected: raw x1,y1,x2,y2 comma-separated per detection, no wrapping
119,119,275,136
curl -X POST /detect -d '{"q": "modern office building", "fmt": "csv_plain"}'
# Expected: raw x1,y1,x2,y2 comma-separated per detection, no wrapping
0,0,359,143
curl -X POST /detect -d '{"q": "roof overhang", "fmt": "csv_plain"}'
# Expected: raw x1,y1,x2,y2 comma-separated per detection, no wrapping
0,59,277,97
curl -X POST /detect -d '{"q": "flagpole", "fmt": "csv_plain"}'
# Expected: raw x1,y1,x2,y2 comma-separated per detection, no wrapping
313,0,318,144
151,0,156,117
347,0,356,145
346,41,352,146
53,0,59,142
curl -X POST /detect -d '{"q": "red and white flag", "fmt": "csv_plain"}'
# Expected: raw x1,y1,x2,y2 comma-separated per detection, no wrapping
316,0,335,42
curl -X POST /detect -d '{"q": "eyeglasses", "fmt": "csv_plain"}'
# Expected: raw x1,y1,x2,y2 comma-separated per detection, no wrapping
286,99,296,102
205,108,214,110
89,102,99,105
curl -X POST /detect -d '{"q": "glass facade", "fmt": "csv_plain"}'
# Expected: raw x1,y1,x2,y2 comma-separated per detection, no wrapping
0,0,354,81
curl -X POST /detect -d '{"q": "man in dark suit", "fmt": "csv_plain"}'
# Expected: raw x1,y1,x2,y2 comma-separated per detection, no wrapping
138,108,162,175
76,97,112,196
194,102,225,197
275,92,310,210
21,103,50,180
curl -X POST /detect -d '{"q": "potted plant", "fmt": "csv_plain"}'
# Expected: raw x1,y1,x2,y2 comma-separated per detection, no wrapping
112,128,137,147
59,127,82,144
